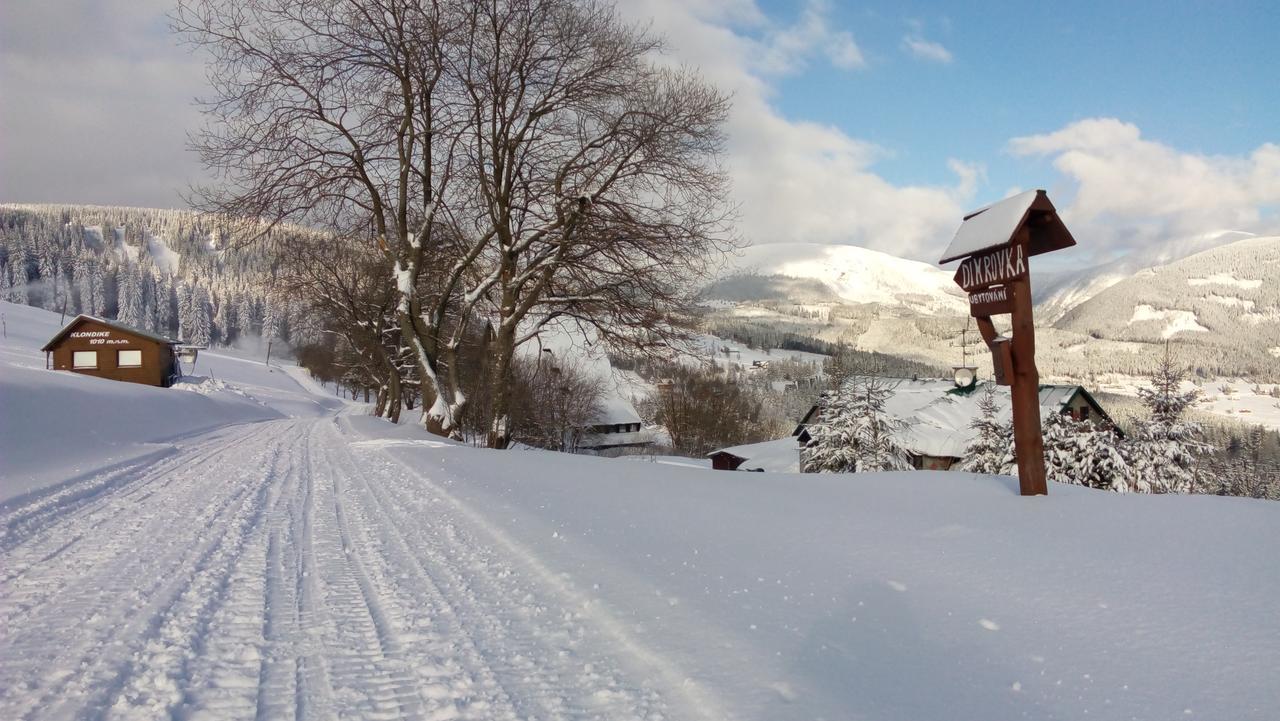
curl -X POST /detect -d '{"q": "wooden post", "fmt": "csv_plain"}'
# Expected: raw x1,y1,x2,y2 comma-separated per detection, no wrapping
1007,262,1047,495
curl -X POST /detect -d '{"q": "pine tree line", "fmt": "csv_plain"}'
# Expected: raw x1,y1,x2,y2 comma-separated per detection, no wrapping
0,204,313,350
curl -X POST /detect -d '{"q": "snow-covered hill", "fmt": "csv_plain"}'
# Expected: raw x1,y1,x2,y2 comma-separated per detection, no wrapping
1053,236,1280,359
1035,230,1260,322
707,242,966,315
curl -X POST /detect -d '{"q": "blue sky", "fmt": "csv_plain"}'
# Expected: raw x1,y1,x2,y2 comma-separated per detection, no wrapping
758,0,1280,191
2,0,1278,264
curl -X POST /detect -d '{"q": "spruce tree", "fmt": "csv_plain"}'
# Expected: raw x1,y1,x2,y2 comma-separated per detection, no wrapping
804,376,910,473
116,264,144,328
962,384,1011,474
1127,343,1212,493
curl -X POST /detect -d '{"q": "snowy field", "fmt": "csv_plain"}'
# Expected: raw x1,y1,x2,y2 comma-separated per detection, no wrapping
1094,373,1280,430
2,303,1279,720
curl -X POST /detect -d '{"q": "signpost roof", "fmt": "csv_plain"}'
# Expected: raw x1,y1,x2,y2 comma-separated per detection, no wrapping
938,189,1076,264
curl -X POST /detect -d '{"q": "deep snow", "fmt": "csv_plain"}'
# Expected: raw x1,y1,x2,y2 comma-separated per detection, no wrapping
1,301,1278,720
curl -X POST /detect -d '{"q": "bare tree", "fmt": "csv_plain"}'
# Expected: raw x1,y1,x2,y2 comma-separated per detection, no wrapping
176,0,731,441
277,233,406,421
175,0,479,435
449,0,733,447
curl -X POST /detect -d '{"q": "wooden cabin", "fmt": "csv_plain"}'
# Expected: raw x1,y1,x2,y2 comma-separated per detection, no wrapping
42,315,179,387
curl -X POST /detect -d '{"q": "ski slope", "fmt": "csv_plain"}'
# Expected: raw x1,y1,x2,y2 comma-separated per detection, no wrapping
2,304,1279,720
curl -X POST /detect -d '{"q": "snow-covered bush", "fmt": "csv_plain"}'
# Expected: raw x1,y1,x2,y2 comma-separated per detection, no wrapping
1041,412,1132,491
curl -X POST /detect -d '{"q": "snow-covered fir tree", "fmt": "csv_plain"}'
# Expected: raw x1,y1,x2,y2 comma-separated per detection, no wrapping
187,284,213,347
38,251,59,311
804,376,911,473
0,262,12,302
262,292,281,344
74,251,105,316
1126,344,1213,493
961,384,1011,474
150,270,174,336
8,248,29,305
116,264,145,328
1039,412,1133,491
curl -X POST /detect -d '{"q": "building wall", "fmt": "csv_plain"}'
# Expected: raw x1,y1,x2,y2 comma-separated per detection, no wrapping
49,320,175,387
710,453,745,471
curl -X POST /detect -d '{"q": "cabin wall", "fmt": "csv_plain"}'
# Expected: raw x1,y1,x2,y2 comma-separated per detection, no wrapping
49,320,174,387
710,453,745,471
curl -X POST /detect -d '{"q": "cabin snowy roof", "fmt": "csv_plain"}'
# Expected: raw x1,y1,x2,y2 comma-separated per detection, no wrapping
798,377,1114,460
41,314,176,351
938,189,1076,264
708,437,802,473
518,318,643,427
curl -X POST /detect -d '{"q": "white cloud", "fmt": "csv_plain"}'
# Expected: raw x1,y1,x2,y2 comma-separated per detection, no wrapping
0,0,209,207
754,0,866,74
626,0,977,260
2,0,979,260
1009,118,1280,255
902,35,953,64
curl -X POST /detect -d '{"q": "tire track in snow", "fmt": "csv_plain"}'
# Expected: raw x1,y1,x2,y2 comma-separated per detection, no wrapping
0,423,254,559
334,419,722,720
0,420,300,720
316,422,524,720
178,421,310,721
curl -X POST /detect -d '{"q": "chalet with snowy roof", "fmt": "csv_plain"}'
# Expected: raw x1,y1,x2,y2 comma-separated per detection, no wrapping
523,320,654,452
707,437,802,472
42,315,180,387
707,377,1116,473
795,378,1117,471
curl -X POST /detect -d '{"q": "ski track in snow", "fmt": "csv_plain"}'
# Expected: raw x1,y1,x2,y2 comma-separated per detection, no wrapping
0,417,701,721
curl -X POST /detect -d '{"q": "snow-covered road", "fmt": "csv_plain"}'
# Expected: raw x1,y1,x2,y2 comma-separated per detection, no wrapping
0,417,701,721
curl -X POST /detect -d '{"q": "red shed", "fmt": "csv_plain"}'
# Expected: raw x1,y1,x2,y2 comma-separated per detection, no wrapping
42,315,180,387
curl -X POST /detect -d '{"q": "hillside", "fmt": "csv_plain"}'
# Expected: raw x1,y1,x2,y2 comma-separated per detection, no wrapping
1035,230,1260,322
1054,236,1280,375
0,203,315,353
707,242,967,315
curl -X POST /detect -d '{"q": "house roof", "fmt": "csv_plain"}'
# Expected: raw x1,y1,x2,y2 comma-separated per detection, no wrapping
708,437,801,473
797,377,1116,459
519,318,643,426
41,314,176,352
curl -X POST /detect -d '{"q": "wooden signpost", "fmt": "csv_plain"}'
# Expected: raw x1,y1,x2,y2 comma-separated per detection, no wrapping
939,190,1076,496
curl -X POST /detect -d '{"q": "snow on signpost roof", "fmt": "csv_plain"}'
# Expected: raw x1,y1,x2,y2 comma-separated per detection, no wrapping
938,189,1076,264
938,190,1039,264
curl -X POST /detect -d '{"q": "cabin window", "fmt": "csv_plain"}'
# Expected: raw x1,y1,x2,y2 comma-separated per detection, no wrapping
1079,406,1091,421
73,351,98,369
118,349,142,368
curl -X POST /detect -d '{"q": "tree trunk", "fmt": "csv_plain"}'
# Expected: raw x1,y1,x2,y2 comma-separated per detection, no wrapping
485,323,518,449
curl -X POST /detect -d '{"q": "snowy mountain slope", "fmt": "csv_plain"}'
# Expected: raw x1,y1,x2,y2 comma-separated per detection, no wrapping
1035,230,1259,322
0,302,342,503
708,242,966,314
1053,236,1280,353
